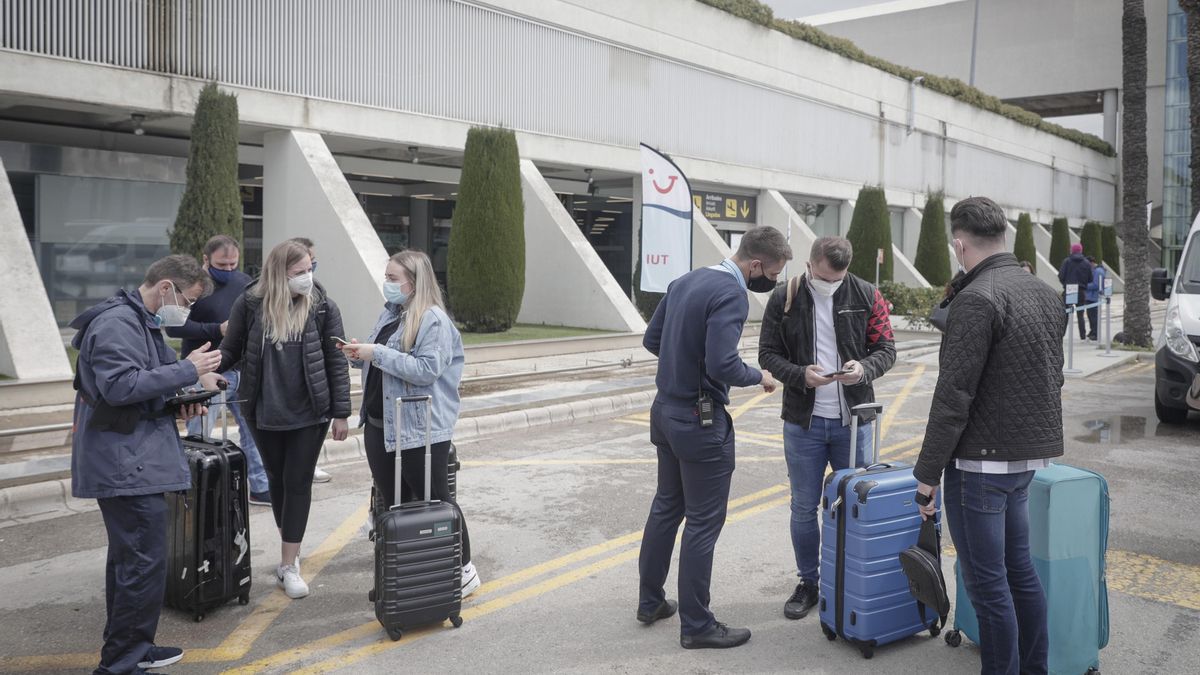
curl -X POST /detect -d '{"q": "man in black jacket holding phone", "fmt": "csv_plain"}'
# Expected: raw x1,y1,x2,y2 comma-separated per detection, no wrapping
758,236,896,621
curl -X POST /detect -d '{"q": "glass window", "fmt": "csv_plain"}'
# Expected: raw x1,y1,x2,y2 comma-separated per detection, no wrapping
1170,12,1186,41
1167,75,1189,106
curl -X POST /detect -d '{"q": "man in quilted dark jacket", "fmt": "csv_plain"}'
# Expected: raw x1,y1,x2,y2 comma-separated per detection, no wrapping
914,196,1067,675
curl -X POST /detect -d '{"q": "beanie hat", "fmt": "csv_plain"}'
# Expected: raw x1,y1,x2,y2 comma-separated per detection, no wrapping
1070,243,1083,254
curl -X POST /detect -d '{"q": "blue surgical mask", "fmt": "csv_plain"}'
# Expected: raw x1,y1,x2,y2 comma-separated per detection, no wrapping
209,267,234,285
383,281,410,305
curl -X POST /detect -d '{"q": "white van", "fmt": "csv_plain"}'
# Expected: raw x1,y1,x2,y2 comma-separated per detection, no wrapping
1151,213,1200,423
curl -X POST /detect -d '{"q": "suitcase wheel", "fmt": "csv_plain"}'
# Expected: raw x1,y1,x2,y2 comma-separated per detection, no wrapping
820,623,836,642
945,630,962,647
193,613,204,623
387,626,403,642
450,614,463,628
368,590,376,603
238,593,250,606
929,624,940,638
1086,669,1100,675
859,646,874,660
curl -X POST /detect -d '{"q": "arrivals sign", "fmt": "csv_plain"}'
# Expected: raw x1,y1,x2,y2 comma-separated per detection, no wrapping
692,190,757,223
640,144,693,293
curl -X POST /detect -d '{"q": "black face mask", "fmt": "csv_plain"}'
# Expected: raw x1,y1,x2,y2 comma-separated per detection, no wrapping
747,272,777,293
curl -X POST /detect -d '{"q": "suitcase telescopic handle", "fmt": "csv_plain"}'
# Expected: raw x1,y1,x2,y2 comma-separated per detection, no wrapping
848,402,884,468
394,395,434,509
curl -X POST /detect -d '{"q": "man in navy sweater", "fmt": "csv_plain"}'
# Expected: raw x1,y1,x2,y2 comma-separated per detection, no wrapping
167,235,271,505
637,226,790,650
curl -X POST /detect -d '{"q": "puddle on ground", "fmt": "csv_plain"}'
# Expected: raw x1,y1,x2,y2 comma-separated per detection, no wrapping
1075,416,1147,444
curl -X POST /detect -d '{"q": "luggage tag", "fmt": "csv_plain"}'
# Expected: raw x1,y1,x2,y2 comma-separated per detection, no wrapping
234,529,248,566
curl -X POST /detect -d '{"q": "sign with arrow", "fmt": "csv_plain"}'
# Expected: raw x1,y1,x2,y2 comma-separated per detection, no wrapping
691,190,757,223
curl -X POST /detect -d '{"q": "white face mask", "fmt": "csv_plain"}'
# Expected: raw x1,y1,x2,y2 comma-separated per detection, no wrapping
954,240,967,274
288,271,314,296
155,282,191,327
807,266,843,297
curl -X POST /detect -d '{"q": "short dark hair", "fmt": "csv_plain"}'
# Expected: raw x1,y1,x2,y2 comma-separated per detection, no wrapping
1086,256,1098,264
143,254,212,297
734,226,793,265
950,196,1007,241
203,234,240,258
810,237,853,271
289,237,315,250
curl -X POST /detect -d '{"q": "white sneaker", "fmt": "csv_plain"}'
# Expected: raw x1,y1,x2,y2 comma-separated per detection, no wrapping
312,466,332,483
461,562,481,598
276,559,310,599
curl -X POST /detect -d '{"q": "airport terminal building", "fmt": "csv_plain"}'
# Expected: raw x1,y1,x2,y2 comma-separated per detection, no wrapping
0,0,1117,383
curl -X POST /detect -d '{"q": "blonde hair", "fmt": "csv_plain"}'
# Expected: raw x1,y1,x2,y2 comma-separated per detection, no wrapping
390,249,445,351
255,240,312,344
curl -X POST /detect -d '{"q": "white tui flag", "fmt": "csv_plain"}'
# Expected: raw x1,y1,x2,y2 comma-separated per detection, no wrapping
639,143,692,293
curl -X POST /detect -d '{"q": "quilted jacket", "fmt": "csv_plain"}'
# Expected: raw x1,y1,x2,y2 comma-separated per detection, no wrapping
758,272,896,428
913,253,1068,486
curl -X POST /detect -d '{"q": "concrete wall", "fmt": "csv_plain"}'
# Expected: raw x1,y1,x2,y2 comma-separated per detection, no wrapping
758,189,819,279
518,160,645,332
262,130,390,339
693,210,768,321
0,158,72,381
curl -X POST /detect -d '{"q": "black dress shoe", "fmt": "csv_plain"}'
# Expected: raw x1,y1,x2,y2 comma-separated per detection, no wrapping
680,622,751,649
637,599,678,624
783,580,819,620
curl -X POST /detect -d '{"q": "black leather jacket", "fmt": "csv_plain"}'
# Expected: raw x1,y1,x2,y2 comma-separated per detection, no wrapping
914,253,1068,486
758,273,896,429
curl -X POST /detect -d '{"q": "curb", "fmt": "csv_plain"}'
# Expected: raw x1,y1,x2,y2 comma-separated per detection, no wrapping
0,388,657,529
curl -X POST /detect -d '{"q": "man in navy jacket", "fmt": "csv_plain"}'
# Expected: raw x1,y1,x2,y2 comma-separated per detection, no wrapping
637,226,790,650
1058,243,1092,340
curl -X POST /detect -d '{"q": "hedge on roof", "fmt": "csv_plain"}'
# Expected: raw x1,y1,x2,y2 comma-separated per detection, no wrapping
695,0,1115,157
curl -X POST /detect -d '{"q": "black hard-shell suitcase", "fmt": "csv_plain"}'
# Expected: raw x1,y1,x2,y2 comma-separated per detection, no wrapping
165,385,252,621
368,395,464,641
370,443,460,523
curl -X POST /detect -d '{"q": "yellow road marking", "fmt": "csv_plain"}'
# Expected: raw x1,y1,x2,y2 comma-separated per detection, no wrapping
881,364,926,441
729,391,773,420
1106,550,1200,611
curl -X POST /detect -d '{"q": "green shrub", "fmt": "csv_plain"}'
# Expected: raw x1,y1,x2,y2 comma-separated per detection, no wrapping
694,0,1114,157
878,280,943,329
448,127,525,332
1049,218,1072,269
1080,221,1104,262
170,83,242,258
1014,213,1037,273
913,192,950,286
1101,225,1121,275
846,186,892,284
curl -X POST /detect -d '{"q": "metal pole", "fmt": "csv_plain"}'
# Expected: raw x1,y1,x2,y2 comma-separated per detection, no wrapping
1099,295,1119,357
875,257,880,287
1064,305,1082,374
969,0,981,86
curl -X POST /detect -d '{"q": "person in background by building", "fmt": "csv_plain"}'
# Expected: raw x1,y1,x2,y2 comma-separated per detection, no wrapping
1058,242,1091,341
757,237,896,621
914,197,1065,675
637,226,789,650
1019,261,1034,274
1085,256,1106,342
70,255,223,675
166,235,271,506
341,250,479,597
288,237,333,484
219,240,351,599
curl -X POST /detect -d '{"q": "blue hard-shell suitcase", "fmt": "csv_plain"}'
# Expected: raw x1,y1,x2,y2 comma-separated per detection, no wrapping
818,402,943,659
945,463,1109,675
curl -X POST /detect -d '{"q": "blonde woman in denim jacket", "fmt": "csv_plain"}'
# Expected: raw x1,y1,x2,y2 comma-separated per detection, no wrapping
341,250,477,597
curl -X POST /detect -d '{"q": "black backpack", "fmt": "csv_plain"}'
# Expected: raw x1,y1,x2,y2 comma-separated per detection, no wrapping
898,518,950,631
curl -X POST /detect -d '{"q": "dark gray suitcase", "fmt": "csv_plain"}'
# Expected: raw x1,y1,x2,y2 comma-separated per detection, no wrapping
368,395,464,641
369,443,459,524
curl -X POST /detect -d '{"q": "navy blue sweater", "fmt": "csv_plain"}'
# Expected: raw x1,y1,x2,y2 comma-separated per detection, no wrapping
644,267,762,407
166,270,253,357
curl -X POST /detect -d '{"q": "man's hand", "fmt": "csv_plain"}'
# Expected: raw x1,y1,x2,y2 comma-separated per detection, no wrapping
186,342,222,377
177,403,207,422
198,372,227,392
804,365,834,389
916,482,939,521
834,360,865,385
220,320,229,336
330,418,349,441
760,370,778,394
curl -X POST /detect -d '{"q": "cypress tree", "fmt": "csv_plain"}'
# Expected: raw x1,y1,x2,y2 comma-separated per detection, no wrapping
448,127,525,332
1014,212,1038,273
1049,217,1072,269
170,83,242,258
913,192,950,286
1081,221,1105,262
846,186,892,283
1101,225,1121,275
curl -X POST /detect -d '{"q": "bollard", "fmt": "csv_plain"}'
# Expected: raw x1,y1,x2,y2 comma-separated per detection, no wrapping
1064,304,1082,374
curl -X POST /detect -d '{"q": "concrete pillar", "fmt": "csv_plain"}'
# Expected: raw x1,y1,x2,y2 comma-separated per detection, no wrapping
0,159,72,380
839,200,855,236
891,244,932,288
759,190,820,282
517,160,645,332
691,210,768,320
263,130,389,339
409,198,431,252
1103,89,1118,146
903,207,923,259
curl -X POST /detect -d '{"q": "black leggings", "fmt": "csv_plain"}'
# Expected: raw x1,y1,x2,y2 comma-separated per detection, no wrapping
251,422,328,543
365,423,472,564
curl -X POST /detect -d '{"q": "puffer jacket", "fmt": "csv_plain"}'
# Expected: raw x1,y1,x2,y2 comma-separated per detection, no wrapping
69,289,195,499
758,272,896,428
219,280,351,422
352,304,465,450
914,253,1068,486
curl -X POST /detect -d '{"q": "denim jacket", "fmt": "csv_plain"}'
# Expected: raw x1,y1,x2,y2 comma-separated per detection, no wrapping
353,303,464,451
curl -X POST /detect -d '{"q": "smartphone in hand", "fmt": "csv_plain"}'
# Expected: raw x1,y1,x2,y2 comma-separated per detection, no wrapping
823,369,849,377
330,336,350,346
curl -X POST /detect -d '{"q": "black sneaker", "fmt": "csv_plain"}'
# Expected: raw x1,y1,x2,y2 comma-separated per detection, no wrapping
784,580,819,620
636,599,678,625
680,621,751,649
249,491,272,506
138,645,184,669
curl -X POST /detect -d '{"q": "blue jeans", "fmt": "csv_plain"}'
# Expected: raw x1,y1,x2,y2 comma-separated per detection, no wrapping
783,416,872,582
187,369,269,494
944,467,1048,675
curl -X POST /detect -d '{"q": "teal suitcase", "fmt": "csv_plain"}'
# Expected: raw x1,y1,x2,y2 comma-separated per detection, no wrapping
945,463,1109,675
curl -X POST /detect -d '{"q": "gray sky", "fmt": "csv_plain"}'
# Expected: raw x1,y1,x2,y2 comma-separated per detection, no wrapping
761,0,890,20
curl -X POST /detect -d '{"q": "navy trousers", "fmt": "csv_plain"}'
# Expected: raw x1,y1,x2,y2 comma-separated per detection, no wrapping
638,401,736,636
94,493,168,675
